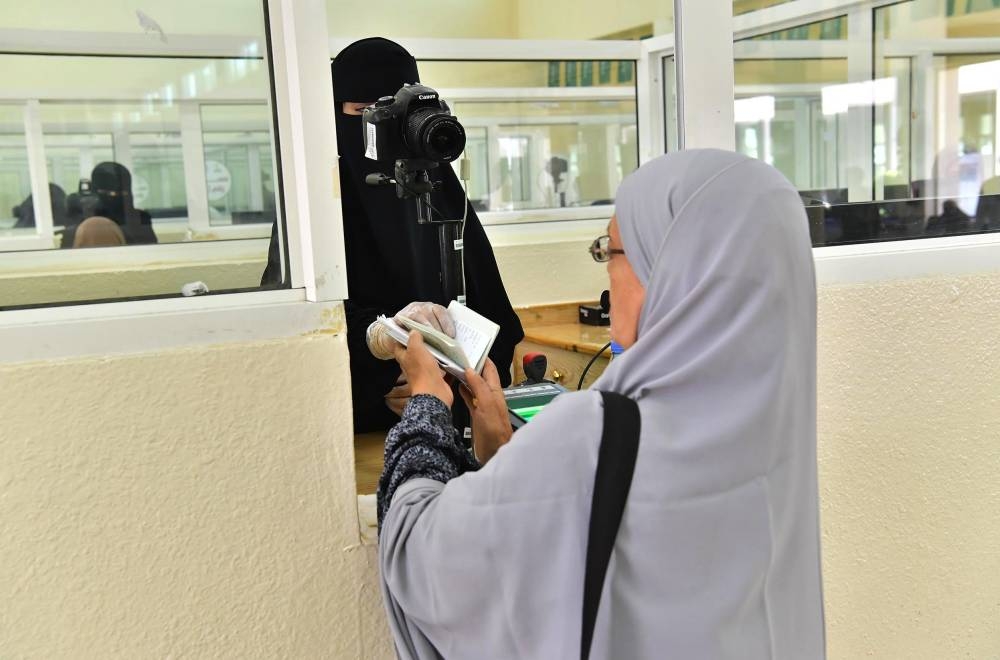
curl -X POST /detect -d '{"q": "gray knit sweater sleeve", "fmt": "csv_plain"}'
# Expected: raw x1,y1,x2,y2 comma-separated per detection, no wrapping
376,394,480,530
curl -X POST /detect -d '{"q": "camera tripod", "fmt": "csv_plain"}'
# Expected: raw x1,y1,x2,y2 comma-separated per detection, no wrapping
366,158,467,304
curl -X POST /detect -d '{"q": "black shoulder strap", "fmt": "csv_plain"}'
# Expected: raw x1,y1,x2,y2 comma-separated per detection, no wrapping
580,391,641,660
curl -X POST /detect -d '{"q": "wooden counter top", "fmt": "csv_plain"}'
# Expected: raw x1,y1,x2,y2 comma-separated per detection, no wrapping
523,322,610,355
516,303,610,355
355,432,385,495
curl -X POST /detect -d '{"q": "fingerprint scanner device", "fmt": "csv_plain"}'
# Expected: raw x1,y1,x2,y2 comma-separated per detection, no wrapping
503,382,568,429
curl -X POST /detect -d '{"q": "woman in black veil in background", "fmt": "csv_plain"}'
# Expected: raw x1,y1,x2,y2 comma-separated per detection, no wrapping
61,162,158,247
262,37,523,432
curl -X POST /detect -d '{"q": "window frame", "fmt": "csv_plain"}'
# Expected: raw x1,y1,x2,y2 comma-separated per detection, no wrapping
725,0,1000,272
329,37,644,227
1,0,999,342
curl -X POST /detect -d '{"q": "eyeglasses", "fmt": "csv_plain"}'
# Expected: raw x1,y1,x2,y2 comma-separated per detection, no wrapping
588,235,626,263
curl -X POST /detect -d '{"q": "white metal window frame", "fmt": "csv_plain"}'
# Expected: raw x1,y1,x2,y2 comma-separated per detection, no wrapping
0,0,343,358
2,0,1000,362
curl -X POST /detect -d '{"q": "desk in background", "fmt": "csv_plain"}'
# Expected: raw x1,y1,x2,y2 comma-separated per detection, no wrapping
355,432,385,495
514,302,611,390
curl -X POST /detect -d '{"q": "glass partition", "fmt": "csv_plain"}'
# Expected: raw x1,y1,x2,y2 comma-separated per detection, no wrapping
0,0,286,309
0,105,33,235
418,60,638,214
734,17,849,195
875,1,1000,234
730,1,1000,246
201,104,277,227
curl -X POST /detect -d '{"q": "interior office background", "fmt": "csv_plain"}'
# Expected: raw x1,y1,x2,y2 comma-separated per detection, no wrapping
1,0,998,657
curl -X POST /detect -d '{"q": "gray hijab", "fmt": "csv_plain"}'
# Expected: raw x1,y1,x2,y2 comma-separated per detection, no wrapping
380,150,825,659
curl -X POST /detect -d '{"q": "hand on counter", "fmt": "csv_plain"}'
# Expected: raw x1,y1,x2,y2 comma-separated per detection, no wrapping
460,359,513,464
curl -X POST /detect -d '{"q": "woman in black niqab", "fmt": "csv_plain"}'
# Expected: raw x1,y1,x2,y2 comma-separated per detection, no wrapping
263,37,523,432
60,162,158,247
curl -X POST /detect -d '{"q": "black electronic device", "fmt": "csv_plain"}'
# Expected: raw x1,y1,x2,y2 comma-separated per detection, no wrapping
504,382,568,429
362,84,468,303
362,84,466,165
522,352,548,384
578,289,611,326
578,304,610,326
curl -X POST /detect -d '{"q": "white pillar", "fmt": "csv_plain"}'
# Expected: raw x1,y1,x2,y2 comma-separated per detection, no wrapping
486,125,503,210
673,0,735,150
111,129,133,172
793,98,811,187
637,35,672,163
267,0,346,301
23,100,54,245
179,101,210,232
846,6,874,203
248,145,264,211
936,65,962,212
79,147,95,182
993,87,1000,179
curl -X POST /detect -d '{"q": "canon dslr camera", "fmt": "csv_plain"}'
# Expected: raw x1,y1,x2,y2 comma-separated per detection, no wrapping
362,84,466,165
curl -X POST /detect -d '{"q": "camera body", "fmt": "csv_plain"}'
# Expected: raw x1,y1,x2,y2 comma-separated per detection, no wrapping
71,177,101,220
362,84,466,165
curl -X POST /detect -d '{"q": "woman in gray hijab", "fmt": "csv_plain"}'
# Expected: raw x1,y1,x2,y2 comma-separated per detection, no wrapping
377,149,825,659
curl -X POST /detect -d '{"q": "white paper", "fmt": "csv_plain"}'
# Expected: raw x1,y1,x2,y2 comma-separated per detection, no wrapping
365,122,378,160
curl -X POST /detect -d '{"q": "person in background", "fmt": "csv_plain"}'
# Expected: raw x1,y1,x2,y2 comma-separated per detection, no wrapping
377,150,825,659
12,183,68,229
72,216,126,248
975,160,1000,230
61,162,157,247
261,37,523,432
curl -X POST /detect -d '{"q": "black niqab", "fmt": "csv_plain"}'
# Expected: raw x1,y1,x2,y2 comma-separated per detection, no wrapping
61,162,158,247
263,37,523,432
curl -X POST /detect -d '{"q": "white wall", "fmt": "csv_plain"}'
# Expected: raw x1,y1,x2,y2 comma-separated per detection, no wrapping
326,0,518,40
498,246,1000,658
0,313,395,659
816,271,1000,658
1,249,999,658
515,0,672,40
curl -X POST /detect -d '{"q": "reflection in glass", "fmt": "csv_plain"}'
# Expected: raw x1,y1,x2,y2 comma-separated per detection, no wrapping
44,134,114,224
0,0,283,308
734,26,849,194
201,105,277,226
733,2,1000,246
0,105,35,235
131,135,186,219
875,1,1000,236
418,61,637,213
2,50,278,250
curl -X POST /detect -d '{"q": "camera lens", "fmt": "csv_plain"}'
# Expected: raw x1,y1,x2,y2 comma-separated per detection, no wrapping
405,108,466,163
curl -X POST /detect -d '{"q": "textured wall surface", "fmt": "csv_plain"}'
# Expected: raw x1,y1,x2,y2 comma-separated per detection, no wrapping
493,238,608,307
2,261,999,658
0,331,394,659
817,270,1000,659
